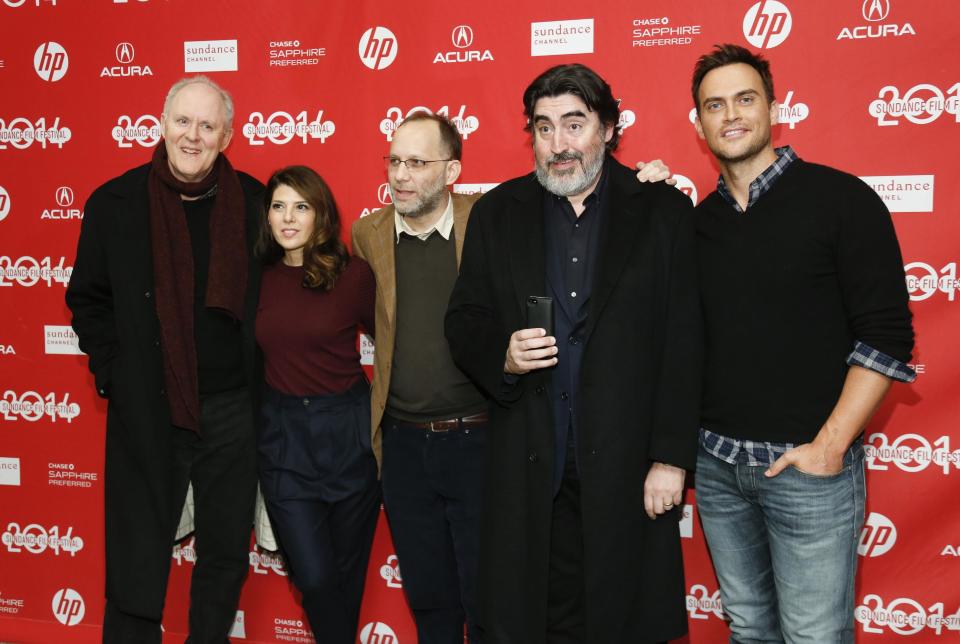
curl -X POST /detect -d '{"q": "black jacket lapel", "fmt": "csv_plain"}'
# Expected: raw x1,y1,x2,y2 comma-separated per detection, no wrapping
506,174,548,323
583,161,647,342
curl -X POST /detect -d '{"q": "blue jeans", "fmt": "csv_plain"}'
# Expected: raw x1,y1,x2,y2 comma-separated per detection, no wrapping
695,441,866,644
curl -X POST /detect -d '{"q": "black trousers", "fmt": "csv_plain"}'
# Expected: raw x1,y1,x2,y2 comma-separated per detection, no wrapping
546,440,586,644
103,386,258,644
380,414,487,644
258,383,380,644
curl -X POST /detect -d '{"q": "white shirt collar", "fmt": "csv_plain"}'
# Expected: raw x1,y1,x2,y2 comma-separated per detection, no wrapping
394,193,454,242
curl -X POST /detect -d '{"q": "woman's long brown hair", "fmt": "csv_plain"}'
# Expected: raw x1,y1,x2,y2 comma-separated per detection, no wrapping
255,165,349,290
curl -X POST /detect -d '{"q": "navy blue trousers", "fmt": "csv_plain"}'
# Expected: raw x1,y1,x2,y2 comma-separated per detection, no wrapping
381,414,487,644
258,382,380,644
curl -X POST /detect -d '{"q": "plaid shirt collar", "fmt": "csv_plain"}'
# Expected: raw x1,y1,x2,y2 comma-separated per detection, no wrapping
717,145,798,213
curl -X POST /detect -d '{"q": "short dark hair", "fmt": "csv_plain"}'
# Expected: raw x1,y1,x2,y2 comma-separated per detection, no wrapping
256,166,349,291
522,64,621,151
691,44,775,114
395,111,463,161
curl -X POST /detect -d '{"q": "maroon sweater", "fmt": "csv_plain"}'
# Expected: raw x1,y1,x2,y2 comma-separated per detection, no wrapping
256,257,375,396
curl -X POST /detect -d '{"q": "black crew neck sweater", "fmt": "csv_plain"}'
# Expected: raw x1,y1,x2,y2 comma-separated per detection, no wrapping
696,159,913,443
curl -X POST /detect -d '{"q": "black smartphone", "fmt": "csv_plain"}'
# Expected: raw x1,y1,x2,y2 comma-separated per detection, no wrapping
526,296,555,338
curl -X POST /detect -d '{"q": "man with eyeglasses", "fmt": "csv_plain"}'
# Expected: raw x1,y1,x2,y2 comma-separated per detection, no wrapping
353,111,670,643
353,111,486,644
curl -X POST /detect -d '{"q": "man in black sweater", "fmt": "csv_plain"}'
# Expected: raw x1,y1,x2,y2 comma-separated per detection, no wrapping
691,44,915,642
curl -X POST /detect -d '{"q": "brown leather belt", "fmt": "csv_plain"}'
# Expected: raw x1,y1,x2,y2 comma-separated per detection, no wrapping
401,411,489,432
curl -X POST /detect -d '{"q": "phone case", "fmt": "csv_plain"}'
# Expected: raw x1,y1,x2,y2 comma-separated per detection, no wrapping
526,295,555,337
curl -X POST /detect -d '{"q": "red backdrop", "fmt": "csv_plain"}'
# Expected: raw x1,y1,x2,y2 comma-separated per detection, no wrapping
1,0,958,642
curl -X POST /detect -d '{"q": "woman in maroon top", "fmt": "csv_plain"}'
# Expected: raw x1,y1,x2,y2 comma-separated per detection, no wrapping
254,166,378,644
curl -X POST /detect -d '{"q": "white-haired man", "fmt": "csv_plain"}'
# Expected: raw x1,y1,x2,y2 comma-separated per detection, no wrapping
67,76,263,644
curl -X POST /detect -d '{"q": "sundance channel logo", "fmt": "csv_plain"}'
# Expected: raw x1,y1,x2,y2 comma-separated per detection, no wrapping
531,18,594,57
44,325,83,355
184,39,238,73
0,456,20,486
453,183,499,196
860,174,933,213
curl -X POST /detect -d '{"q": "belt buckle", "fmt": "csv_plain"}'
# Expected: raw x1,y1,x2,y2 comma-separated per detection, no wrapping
428,419,452,433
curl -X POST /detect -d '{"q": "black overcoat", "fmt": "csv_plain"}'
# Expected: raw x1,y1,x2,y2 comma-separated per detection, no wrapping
445,160,702,643
65,163,264,620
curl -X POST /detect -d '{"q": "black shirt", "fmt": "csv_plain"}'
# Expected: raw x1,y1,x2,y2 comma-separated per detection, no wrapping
543,160,609,490
182,196,246,394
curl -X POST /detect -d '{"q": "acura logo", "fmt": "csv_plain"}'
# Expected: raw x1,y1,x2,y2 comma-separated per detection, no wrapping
55,186,74,207
451,25,473,49
115,42,135,64
377,182,392,205
862,0,890,22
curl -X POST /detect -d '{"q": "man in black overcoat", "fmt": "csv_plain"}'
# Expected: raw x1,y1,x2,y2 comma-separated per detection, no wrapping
66,76,263,644
444,64,702,643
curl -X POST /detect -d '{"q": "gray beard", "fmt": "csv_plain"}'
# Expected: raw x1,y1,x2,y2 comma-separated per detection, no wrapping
390,182,446,218
534,150,605,197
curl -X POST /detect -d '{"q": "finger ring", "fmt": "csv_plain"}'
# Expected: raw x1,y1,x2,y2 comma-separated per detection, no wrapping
664,502,673,507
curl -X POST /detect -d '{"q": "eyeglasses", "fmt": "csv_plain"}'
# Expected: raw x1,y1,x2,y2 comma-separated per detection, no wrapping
384,156,452,172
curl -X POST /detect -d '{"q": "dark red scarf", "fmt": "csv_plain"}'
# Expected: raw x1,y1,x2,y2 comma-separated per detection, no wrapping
147,144,247,432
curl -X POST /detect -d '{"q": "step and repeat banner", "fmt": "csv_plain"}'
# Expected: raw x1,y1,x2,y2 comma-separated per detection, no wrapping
1,0,957,642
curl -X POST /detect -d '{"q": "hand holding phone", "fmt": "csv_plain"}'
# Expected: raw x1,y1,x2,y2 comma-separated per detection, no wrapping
503,296,558,375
